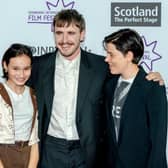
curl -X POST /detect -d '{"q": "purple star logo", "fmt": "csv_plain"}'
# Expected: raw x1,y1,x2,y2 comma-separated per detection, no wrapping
46,0,75,10
140,36,162,71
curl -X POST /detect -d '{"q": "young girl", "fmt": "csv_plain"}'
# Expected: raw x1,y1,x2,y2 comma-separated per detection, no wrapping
0,43,39,168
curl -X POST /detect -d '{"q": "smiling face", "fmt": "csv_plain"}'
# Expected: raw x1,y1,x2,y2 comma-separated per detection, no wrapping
54,23,85,60
3,54,31,88
104,43,130,75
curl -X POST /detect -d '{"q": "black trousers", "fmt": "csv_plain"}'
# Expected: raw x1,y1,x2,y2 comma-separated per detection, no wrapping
39,135,86,168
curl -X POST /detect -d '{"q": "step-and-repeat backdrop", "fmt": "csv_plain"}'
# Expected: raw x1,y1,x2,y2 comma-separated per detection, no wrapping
0,0,168,161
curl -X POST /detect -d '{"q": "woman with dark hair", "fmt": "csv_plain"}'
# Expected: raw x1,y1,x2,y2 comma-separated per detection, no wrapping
0,43,39,168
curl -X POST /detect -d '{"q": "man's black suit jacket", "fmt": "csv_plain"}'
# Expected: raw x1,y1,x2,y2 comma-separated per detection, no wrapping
105,68,167,168
29,49,108,168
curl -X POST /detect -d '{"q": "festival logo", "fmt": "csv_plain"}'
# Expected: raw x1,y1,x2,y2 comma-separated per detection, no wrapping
27,0,75,31
140,36,161,71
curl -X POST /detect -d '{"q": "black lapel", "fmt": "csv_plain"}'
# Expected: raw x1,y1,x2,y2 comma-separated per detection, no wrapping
42,52,56,118
76,50,95,123
118,68,145,145
106,76,119,145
